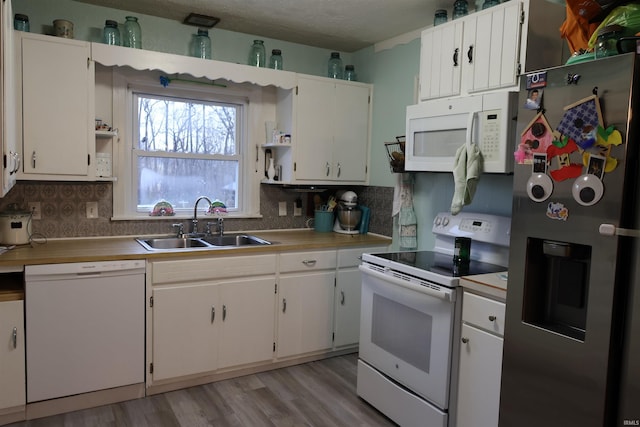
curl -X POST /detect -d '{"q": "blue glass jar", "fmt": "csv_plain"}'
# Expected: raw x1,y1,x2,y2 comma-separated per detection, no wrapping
248,40,266,67
328,52,343,79
14,14,30,32
434,10,448,26
453,0,468,19
344,65,357,81
482,0,500,9
269,49,283,70
123,16,142,49
102,20,120,46
192,29,211,59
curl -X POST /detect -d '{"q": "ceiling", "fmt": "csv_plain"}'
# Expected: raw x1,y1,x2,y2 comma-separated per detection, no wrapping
73,0,454,52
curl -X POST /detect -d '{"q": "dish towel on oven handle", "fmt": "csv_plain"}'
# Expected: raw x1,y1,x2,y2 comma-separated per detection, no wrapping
393,172,417,250
451,142,483,215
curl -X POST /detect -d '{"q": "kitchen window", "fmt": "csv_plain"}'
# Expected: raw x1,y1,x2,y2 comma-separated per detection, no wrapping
110,69,259,219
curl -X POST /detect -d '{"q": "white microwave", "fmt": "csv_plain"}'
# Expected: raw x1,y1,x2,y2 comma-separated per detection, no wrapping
405,91,518,173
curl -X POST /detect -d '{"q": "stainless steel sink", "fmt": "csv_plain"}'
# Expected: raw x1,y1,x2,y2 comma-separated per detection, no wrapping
202,234,271,247
136,237,211,250
136,234,271,250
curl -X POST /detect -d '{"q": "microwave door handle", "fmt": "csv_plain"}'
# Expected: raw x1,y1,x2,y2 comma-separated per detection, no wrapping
600,224,640,238
465,111,478,148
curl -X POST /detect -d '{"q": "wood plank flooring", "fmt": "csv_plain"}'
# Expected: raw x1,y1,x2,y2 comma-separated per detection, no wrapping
8,354,396,427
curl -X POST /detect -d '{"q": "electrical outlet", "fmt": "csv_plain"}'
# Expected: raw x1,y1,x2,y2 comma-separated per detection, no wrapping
86,202,99,219
28,202,41,220
293,206,302,216
278,201,287,216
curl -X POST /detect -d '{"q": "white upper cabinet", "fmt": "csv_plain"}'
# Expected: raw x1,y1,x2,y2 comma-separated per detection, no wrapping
18,32,94,179
1,0,18,197
293,76,370,184
420,0,524,101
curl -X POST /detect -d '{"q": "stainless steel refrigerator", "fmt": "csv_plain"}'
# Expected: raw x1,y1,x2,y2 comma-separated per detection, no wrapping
500,53,640,426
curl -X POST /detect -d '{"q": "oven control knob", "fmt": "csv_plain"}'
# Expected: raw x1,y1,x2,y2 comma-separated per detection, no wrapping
526,173,553,202
434,216,442,226
572,174,604,206
442,217,449,226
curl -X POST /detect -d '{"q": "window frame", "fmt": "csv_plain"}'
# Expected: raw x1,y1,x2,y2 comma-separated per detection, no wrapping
110,68,262,220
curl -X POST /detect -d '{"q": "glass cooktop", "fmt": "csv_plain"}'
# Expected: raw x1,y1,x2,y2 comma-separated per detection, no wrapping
367,251,506,278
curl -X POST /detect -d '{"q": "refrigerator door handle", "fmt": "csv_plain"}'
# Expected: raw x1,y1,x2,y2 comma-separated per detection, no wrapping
599,223,640,237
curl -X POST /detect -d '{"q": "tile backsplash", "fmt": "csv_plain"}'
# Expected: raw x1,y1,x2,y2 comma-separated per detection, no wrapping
0,182,393,239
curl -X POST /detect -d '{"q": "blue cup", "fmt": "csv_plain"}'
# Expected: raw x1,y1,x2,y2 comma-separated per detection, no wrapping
314,210,334,232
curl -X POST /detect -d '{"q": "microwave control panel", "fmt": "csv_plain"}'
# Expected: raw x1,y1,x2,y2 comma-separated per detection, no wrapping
479,109,501,162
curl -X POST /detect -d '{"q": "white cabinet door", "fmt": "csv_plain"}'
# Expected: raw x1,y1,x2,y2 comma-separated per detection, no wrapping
334,267,362,348
419,20,464,101
152,283,219,381
0,0,18,196
333,83,369,182
295,77,334,181
20,33,94,177
0,300,25,410
466,0,523,94
456,323,503,427
277,271,334,358
218,277,275,369
294,76,370,183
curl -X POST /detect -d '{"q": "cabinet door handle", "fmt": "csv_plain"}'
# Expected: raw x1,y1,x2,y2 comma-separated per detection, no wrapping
211,306,215,323
340,291,345,305
32,151,36,169
467,45,474,64
336,162,341,178
282,298,287,313
488,315,497,322
461,337,469,344
325,162,331,177
302,259,317,267
453,48,459,67
12,327,17,349
223,304,227,321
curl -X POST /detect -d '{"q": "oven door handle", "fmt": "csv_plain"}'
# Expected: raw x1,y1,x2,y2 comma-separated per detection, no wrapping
359,265,454,302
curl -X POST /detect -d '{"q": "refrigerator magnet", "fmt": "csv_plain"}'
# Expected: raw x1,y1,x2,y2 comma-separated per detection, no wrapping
572,174,604,207
546,201,569,221
516,113,554,164
556,95,603,149
586,153,606,180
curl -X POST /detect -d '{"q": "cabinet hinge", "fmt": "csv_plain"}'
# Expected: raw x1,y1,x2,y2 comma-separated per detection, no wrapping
520,9,525,24
88,154,91,166
517,63,522,76
2,154,6,169
149,363,154,374
150,296,154,307
273,342,276,352
295,86,299,95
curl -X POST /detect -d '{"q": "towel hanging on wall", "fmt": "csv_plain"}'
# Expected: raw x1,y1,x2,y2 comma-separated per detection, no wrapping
393,172,417,250
451,143,483,215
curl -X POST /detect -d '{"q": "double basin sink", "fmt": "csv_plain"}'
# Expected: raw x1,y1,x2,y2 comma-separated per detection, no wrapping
136,233,271,251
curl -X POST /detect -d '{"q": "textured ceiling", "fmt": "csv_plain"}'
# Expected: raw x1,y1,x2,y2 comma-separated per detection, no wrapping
73,0,451,52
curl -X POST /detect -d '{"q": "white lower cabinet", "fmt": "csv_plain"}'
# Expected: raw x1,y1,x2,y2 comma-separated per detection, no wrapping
277,250,336,358
334,246,388,348
150,254,277,382
456,290,506,427
0,300,25,412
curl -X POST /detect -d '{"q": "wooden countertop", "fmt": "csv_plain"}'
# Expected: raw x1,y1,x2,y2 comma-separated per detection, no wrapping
460,271,508,301
0,230,392,267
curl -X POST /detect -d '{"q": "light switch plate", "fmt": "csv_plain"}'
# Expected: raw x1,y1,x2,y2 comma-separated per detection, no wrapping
278,201,287,216
86,202,99,219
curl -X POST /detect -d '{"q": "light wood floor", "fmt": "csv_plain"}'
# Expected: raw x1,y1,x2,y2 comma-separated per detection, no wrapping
8,354,396,427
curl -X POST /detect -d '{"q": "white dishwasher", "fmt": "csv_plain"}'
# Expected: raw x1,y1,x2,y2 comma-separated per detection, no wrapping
25,260,145,403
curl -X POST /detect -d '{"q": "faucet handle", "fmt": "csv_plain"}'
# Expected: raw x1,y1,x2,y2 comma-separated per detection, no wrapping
172,223,184,237
205,222,215,235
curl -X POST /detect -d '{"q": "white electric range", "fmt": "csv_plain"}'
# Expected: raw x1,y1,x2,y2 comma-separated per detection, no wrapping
357,212,511,427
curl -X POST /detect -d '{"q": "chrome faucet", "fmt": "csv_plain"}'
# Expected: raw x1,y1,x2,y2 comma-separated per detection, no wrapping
216,217,224,237
190,196,213,235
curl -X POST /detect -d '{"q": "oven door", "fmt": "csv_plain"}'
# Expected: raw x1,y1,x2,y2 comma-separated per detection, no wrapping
359,263,457,409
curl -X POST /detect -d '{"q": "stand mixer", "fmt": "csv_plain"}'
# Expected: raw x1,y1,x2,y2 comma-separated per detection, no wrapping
333,191,362,234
